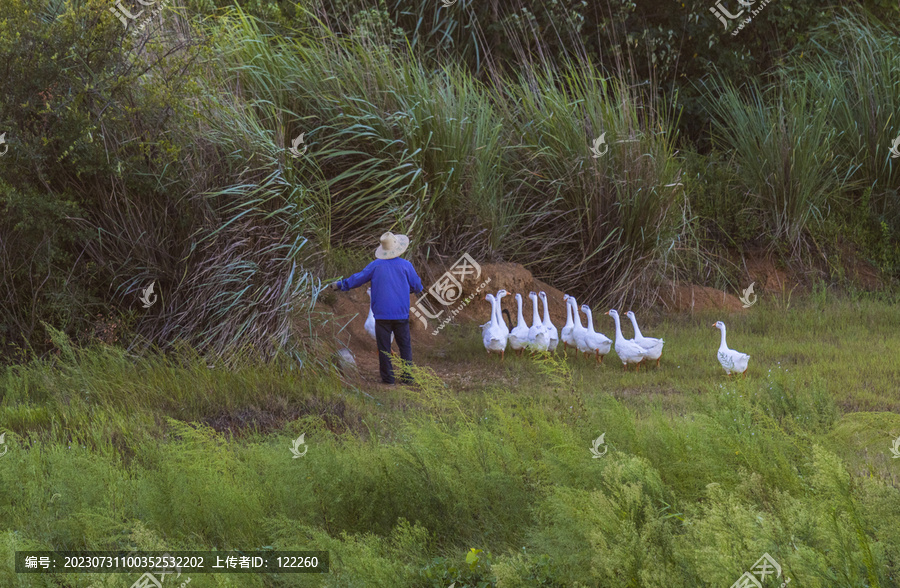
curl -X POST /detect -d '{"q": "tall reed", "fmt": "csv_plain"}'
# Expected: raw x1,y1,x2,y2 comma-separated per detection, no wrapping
207,9,682,304
789,9,900,217
706,77,848,254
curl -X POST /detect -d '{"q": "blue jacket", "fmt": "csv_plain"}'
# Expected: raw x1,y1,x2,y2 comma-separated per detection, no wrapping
337,258,424,320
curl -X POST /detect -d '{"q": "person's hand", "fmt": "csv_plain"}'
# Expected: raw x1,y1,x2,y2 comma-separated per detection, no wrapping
329,281,341,291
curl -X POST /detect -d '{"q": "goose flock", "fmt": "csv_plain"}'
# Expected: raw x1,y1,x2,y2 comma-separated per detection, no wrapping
480,289,751,375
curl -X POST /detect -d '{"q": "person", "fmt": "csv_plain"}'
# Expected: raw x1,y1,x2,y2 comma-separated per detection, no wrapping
330,232,424,384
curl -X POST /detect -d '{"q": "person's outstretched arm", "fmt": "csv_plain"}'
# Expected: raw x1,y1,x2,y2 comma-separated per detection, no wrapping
407,264,424,295
336,262,376,291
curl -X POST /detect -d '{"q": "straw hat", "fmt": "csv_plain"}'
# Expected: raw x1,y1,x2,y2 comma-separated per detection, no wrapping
375,231,410,260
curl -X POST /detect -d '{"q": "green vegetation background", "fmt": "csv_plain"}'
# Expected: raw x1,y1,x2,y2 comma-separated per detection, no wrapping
1,0,899,357
2,0,900,586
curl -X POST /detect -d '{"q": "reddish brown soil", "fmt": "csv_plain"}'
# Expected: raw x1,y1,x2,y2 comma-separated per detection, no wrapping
744,257,795,294
742,249,881,294
657,280,745,312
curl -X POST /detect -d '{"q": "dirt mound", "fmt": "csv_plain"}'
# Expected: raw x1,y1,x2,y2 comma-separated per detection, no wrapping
744,257,795,294
657,280,745,312
744,250,881,294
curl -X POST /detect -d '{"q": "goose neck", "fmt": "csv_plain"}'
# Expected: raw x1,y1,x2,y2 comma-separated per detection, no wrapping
571,299,583,328
629,314,643,339
516,296,525,326
584,308,594,330
612,313,623,340
531,296,540,323
718,326,728,351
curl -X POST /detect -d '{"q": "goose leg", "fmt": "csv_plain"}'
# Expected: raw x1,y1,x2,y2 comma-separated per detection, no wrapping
623,363,627,372
500,350,505,361
635,361,640,372
595,350,600,365
656,357,660,367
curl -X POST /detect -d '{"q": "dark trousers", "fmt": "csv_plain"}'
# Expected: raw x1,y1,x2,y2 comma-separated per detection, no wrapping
375,319,413,384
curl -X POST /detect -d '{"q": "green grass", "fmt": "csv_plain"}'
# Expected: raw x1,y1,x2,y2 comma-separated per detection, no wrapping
2,297,900,586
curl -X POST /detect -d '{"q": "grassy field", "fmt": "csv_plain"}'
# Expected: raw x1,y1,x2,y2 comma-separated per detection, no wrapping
2,295,900,587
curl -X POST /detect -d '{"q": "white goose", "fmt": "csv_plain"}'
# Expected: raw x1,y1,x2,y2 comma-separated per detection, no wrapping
606,309,648,371
365,287,393,344
625,311,664,367
526,291,550,352
713,321,750,376
482,294,508,360
495,289,511,339
561,295,576,350
568,296,589,355
539,291,559,352
580,304,612,364
508,293,531,355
